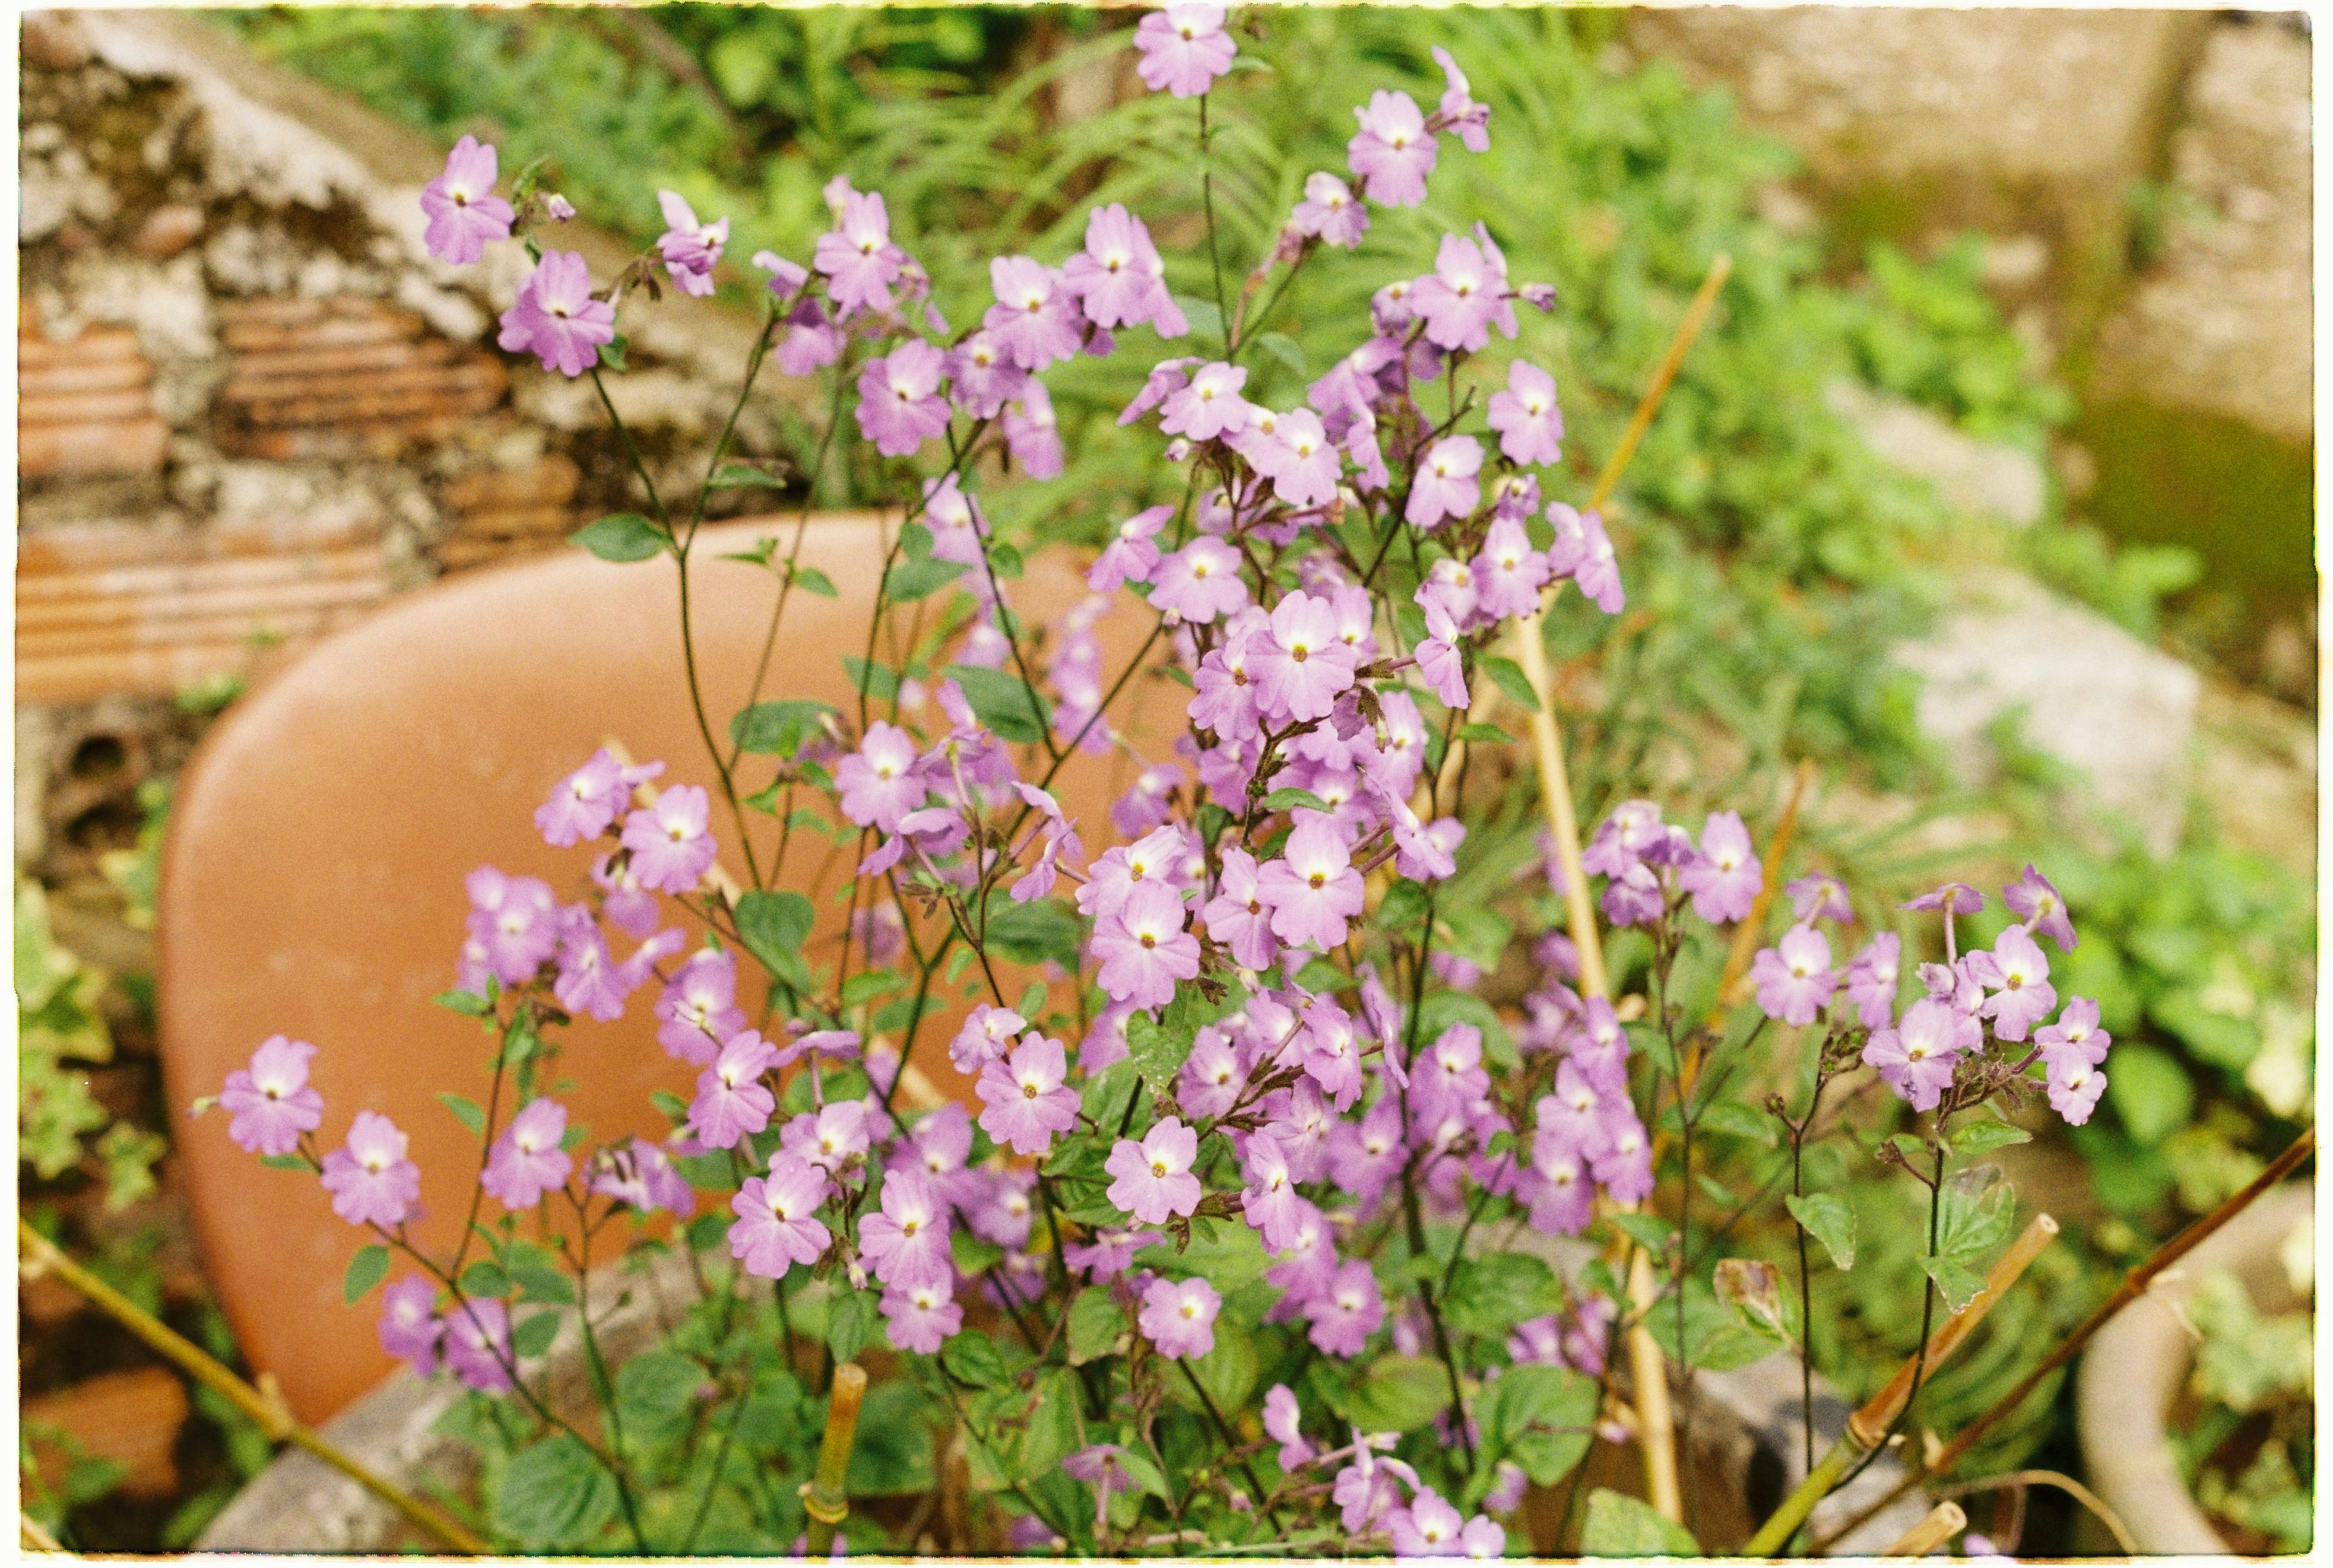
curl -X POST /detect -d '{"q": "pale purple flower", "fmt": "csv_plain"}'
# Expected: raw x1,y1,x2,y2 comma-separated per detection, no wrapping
1139,1274,1221,1359
543,195,575,223
655,190,727,297
814,188,903,313
1292,172,1368,248
1061,204,1186,337
2035,996,2110,1072
1391,1488,1466,1557
218,1035,324,1156
1406,435,1482,529
1266,408,1343,507
2045,1052,2106,1126
656,947,744,1066
1844,932,1902,1029
975,1033,1080,1156
782,1100,871,1173
1133,4,1236,98
1348,90,1437,206
1546,501,1623,612
1412,234,1504,353
444,1297,512,1392
377,1275,442,1375
948,1004,1026,1076
1091,880,1201,1010
1004,380,1063,478
537,747,659,848
1590,1112,1654,1204
1249,591,1359,722
495,250,614,377
1257,811,1367,951
2004,863,2077,951
1679,811,1761,923
1202,846,1280,972
730,1153,832,1278
1903,882,1986,916
321,1110,421,1229
689,1030,779,1150
1121,356,1196,426
616,785,714,894
945,329,1028,418
1752,922,1837,1026
1472,514,1549,622
855,339,951,458
881,1277,962,1354
1106,1116,1203,1226
419,136,512,266
1431,47,1491,152
589,852,658,938
1862,996,1975,1112
1334,1443,1422,1531
1482,1462,1527,1518
1967,926,2056,1043
836,721,927,832
1089,504,1171,592
1601,861,1663,928
1415,594,1470,710
1305,1259,1386,1357
589,1137,694,1215
1487,359,1562,466
1149,535,1250,623
984,255,1086,372
1240,1131,1318,1250
1787,874,1855,923
1160,360,1251,440
482,1097,572,1208
859,1170,952,1290
465,866,559,986
1264,1384,1313,1469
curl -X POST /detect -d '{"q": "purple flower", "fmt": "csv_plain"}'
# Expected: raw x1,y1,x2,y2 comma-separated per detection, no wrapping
1412,234,1508,353
218,1035,324,1156
1133,4,1236,98
1257,812,1367,952
1106,1116,1203,1226
1751,922,1836,1026
1149,535,1250,624
443,1297,513,1392
1472,516,1550,626
1061,204,1187,338
947,1004,1026,1076
1139,1274,1221,1359
2003,863,2077,951
2035,996,2110,1072
855,340,951,458
1903,882,1986,916
946,329,1028,420
481,1097,573,1209
1199,846,1278,972
814,188,904,314
1431,47,1491,153
1240,1131,1320,1249
1292,172,1368,248
1589,1112,1654,1204
1600,861,1663,928
1348,90,1437,206
622,785,717,894
419,136,512,266
1967,926,2056,1043
1862,996,1975,1112
729,1153,832,1278
1546,501,1623,613
1334,1442,1421,1531
377,1275,442,1375
655,190,728,297
1091,880,1200,1010
781,1100,870,1173
859,1170,953,1290
545,750,652,856
1160,360,1252,440
836,722,928,833
321,1110,421,1228
880,1277,962,1353
465,867,560,986
984,255,1086,372
975,1033,1080,1156
590,853,658,938
1250,591,1360,722
1416,594,1470,710
1486,359,1565,467
1391,1488,1467,1557
1089,504,1171,593
495,250,614,377
1405,435,1482,529
1843,933,1902,1030
1679,810,1761,923
1264,1384,1313,1469
1304,1259,1386,1357
1787,874,1854,923
589,1137,694,1215
1003,380,1063,478
656,947,745,1066
2045,1053,2106,1126
689,1030,779,1150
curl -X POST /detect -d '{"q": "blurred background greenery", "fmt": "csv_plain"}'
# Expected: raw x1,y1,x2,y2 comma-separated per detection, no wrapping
24,5,2312,1552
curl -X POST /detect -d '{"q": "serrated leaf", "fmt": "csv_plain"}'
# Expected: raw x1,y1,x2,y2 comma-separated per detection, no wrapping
1581,1488,1700,1556
570,512,667,563
1477,655,1542,713
828,1287,876,1363
941,1328,1011,1390
343,1244,389,1304
1136,1218,1266,1294
1330,1353,1449,1434
1444,1253,1562,1338
1922,1253,1989,1312
492,1434,617,1551
1784,1192,1858,1270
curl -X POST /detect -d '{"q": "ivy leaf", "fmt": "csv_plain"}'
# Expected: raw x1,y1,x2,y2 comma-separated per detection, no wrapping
944,664,1052,745
1476,655,1542,713
1136,1218,1266,1294
569,512,667,563
1066,1287,1129,1366
1328,1353,1449,1434
1444,1253,1562,1338
493,1434,618,1551
1581,1488,1700,1556
730,698,835,758
459,1260,513,1299
828,1287,877,1363
1783,1192,1858,1270
343,1244,389,1304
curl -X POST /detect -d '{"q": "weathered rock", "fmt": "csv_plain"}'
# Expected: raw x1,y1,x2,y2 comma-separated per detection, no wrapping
1893,573,2200,855
1828,379,2047,529
132,201,204,259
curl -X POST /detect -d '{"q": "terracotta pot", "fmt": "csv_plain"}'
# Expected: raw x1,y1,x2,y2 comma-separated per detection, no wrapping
159,513,1181,1423
2077,1183,2313,1553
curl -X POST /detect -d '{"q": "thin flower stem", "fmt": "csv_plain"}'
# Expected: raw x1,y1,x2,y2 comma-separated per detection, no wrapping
1197,93,1230,354
1176,1357,1282,1525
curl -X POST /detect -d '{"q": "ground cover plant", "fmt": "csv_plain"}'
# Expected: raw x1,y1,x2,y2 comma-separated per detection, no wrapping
180,10,2184,1554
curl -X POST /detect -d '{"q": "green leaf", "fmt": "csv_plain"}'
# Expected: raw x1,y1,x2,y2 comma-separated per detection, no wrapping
1444,1253,1562,1338
1456,722,1512,745
1646,1279,1782,1372
492,1434,617,1551
569,512,667,564
944,664,1053,746
1329,1353,1450,1434
436,1091,486,1137
1136,1218,1267,1294
1581,1488,1700,1556
616,1349,705,1427
1166,1321,1257,1416
846,1383,936,1496
1066,1287,1128,1366
1951,1119,2032,1156
829,1287,877,1363
730,698,836,758
2107,1043,2194,1145
511,1309,562,1359
884,557,970,602
433,988,492,1017
791,564,839,598
1477,655,1542,713
981,897,1083,969
1784,1192,1858,1270
709,462,785,490
734,890,816,994
599,334,628,372
1254,331,1307,379
1694,1099,1778,1147
1928,1163,2015,1304
459,1260,513,1299
343,1245,389,1304
1262,787,1332,814
1125,1008,1198,1096
1611,1212,1676,1255
1491,1363,1597,1485
941,1329,1012,1391
842,655,901,703
258,1153,308,1172
1079,1059,1141,1134
1922,1254,1990,1313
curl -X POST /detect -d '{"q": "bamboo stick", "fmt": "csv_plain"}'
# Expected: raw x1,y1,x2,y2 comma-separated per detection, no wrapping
803,1362,868,1557
1879,1500,1964,1557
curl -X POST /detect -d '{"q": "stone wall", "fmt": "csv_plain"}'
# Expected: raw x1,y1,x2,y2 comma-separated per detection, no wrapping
16,9,796,880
